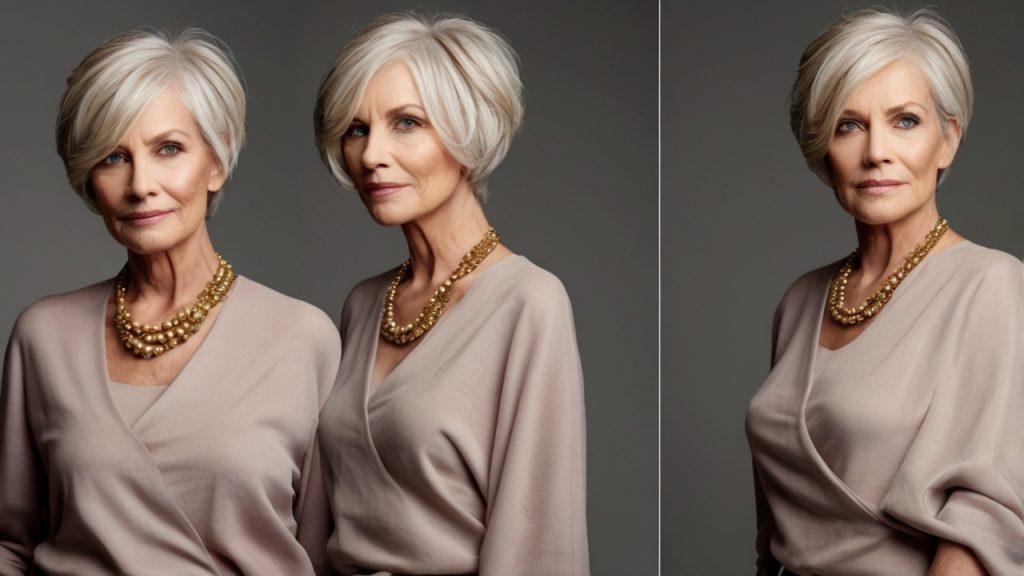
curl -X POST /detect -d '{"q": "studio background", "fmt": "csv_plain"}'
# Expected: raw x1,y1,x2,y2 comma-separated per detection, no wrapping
0,2,657,574
664,0,1024,572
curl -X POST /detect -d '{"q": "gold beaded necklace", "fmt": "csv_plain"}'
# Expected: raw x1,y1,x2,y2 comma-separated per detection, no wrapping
828,217,948,326
113,253,236,359
380,227,501,345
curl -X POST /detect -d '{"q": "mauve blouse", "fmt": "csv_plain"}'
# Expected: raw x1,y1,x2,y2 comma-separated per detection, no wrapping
318,255,590,576
0,276,341,575
747,242,1024,575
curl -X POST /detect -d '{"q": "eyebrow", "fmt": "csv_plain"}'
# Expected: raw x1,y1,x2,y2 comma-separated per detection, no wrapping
839,101,928,118
351,104,427,123
141,130,192,145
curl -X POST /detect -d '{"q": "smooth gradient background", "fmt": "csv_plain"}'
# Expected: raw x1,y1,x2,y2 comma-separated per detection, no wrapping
0,1,657,574
664,0,1024,572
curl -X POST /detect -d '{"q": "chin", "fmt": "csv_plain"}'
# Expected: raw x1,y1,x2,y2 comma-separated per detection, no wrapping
845,204,928,228
109,227,190,256
363,202,417,228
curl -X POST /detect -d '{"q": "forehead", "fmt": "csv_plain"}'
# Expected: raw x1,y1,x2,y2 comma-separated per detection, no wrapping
357,60,424,113
124,88,201,139
844,58,934,109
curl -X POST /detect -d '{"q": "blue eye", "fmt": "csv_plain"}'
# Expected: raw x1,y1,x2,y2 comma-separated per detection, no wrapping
344,123,368,138
158,143,182,156
394,116,424,132
103,152,128,165
836,120,860,134
896,116,918,129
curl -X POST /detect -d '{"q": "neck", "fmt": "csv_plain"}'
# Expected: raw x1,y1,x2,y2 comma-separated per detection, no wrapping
124,226,220,310
400,184,492,287
853,205,942,281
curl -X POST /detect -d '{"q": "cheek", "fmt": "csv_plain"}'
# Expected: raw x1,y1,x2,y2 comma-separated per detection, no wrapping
903,140,944,176
168,168,211,206
342,143,362,175
826,144,857,183
90,174,125,215
397,140,441,179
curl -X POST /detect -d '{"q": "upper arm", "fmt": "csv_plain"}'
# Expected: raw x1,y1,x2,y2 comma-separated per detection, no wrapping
882,256,1024,574
0,323,47,573
478,277,589,576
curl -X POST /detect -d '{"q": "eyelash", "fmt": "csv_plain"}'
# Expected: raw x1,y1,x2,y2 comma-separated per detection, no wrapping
895,115,919,128
343,115,426,139
394,115,423,131
836,114,921,134
344,124,368,138
103,152,128,165
158,142,183,155
100,142,183,166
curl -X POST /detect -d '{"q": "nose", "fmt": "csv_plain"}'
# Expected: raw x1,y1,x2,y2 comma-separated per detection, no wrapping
126,156,158,199
863,124,892,166
360,126,390,170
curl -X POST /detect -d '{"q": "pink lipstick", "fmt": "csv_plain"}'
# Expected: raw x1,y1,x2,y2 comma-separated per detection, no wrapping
856,179,903,195
120,210,172,227
363,182,407,198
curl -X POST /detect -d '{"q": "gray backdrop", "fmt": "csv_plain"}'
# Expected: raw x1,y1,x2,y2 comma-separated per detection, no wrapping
0,2,657,574
664,0,1024,573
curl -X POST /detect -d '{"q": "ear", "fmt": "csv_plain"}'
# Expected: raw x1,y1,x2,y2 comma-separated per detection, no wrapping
938,117,962,169
208,161,227,193
207,133,231,192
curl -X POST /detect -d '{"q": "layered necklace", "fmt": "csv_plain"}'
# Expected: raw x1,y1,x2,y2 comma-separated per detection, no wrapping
113,253,236,359
380,227,501,345
828,217,948,326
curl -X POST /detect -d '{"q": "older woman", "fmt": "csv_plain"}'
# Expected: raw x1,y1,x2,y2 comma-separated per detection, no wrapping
313,13,589,576
745,8,1024,576
0,29,339,575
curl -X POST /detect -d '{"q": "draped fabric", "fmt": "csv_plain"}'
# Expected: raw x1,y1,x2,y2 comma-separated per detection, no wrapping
747,242,1024,576
0,277,340,575
319,256,590,576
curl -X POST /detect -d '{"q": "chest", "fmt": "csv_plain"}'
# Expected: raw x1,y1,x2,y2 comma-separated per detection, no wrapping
371,282,472,385
326,318,514,492
103,298,224,387
26,323,324,482
817,308,874,350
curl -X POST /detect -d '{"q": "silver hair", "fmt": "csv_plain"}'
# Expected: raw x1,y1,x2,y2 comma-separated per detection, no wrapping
314,12,524,204
789,7,972,186
56,28,246,217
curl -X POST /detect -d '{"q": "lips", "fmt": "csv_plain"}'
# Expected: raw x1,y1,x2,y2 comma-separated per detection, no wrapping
855,179,904,195
120,210,173,227
362,182,408,198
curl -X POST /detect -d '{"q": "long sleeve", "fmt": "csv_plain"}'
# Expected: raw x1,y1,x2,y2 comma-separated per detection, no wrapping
0,320,46,574
295,307,343,576
478,277,590,576
753,300,785,575
753,463,776,576
881,258,1024,574
296,438,337,576
0,278,347,575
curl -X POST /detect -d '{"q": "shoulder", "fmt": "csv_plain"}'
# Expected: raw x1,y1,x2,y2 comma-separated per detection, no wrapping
774,260,839,317
936,242,1024,302
10,279,112,343
231,276,338,343
342,270,393,312
337,269,393,335
948,242,1022,282
495,256,573,315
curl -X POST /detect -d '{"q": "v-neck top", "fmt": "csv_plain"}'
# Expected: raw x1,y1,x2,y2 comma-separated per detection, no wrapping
318,255,590,576
746,242,1024,576
0,275,342,575
109,382,168,427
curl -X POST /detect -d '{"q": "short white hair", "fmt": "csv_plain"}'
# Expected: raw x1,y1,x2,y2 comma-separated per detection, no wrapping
314,12,524,203
789,7,973,186
56,28,246,217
